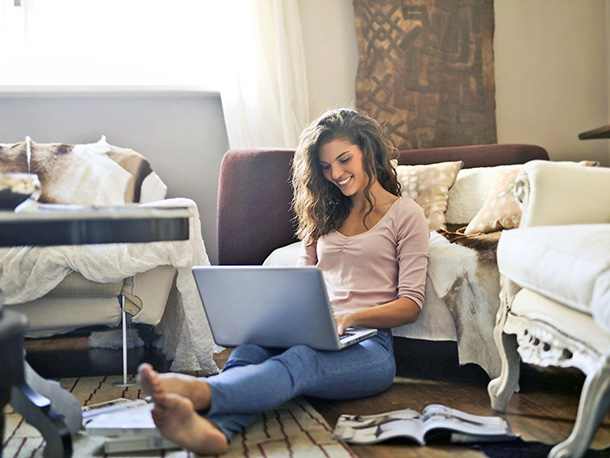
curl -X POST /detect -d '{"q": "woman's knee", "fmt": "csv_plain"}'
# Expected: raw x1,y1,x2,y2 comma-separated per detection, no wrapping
223,344,273,370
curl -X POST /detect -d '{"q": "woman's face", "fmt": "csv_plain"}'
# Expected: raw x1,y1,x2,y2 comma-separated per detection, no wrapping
318,138,368,197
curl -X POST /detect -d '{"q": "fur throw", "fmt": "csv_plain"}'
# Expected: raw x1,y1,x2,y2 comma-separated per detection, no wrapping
427,229,503,379
0,137,155,205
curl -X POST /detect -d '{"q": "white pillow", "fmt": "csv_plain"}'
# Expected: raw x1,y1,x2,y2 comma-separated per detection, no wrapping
263,242,301,267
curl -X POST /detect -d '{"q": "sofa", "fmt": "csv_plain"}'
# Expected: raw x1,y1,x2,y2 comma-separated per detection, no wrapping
488,160,610,458
0,137,218,374
217,143,550,378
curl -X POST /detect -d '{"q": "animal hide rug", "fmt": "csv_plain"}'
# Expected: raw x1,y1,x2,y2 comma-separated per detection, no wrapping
427,229,503,379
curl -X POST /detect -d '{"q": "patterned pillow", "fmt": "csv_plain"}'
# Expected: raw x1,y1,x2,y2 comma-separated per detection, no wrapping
464,168,521,234
464,160,600,235
396,161,463,231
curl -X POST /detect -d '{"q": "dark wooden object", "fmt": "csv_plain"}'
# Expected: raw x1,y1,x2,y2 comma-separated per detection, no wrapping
579,124,610,140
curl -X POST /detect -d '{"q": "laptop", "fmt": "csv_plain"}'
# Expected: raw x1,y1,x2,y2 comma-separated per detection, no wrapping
192,266,377,351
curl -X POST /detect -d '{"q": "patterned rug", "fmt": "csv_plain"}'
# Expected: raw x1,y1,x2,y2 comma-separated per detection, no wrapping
3,375,355,457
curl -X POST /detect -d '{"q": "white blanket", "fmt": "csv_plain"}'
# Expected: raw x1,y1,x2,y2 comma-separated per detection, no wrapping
0,198,218,374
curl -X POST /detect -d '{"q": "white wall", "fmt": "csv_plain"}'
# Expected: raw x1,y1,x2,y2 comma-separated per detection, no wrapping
299,0,610,165
0,89,229,264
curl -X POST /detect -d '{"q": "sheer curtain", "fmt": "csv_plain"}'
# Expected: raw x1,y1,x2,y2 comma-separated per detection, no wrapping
218,0,310,149
0,0,309,149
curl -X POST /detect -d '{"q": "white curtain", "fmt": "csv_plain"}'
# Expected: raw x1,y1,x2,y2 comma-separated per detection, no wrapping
218,0,310,149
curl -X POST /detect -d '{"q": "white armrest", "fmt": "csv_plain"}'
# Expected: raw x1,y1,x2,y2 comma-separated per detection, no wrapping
517,161,610,227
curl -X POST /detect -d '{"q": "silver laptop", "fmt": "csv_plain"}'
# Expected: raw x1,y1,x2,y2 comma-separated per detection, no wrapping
192,266,377,351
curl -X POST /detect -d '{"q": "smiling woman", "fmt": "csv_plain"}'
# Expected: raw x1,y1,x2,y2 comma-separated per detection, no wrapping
0,0,224,88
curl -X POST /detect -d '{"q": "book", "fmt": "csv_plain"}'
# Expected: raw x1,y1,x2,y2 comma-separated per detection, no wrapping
82,397,151,420
83,399,180,453
331,404,518,445
104,435,180,454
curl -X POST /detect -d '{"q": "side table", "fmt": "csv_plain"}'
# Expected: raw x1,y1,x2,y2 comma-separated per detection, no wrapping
0,204,189,458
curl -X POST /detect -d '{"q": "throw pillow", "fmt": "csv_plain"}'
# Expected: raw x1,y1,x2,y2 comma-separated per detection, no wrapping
446,164,522,226
464,168,521,234
464,160,600,235
396,161,463,231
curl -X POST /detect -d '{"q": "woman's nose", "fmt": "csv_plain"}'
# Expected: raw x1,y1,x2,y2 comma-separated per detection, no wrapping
331,164,342,180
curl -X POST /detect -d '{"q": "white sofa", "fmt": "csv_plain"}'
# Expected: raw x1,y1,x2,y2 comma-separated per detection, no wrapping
488,161,610,458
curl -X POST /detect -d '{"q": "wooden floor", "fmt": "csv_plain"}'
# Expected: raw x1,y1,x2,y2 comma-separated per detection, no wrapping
24,334,610,457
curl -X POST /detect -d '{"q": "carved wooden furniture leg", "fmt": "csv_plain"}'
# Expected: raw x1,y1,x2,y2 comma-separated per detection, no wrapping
549,349,610,458
488,277,521,412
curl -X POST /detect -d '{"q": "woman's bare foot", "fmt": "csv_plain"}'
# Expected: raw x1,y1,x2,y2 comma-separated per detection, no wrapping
137,363,211,411
152,392,228,455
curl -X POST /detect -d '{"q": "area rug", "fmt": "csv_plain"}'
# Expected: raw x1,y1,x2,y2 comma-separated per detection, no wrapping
3,375,356,457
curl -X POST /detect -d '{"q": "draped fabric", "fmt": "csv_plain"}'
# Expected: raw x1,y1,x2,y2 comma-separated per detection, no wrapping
218,0,310,149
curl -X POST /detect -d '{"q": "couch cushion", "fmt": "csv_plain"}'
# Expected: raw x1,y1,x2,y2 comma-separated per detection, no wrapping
498,224,610,320
446,164,522,226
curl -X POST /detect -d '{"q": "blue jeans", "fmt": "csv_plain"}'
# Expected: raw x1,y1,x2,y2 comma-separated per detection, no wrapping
204,328,395,441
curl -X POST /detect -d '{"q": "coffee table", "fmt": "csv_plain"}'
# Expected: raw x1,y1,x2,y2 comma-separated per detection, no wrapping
0,204,190,458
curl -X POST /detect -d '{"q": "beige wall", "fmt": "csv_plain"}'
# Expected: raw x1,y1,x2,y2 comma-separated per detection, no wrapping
494,0,609,165
298,0,359,119
299,0,610,165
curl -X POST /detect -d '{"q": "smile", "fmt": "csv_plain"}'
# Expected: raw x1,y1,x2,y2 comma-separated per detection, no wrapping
337,176,353,186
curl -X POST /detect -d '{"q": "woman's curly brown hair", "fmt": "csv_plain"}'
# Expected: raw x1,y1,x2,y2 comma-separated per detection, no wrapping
291,108,400,245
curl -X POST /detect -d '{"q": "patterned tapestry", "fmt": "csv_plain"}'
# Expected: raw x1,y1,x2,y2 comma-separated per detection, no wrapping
353,0,497,150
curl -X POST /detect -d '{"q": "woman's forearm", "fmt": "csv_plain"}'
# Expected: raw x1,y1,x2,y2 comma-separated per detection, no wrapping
335,297,421,333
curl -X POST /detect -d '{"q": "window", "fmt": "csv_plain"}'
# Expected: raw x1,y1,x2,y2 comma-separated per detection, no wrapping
0,0,224,88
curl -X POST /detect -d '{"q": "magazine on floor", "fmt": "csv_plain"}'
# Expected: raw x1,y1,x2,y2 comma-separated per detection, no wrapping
83,398,179,453
331,404,518,445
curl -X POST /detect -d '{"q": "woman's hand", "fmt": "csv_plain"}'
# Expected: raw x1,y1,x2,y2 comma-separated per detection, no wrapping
334,310,359,336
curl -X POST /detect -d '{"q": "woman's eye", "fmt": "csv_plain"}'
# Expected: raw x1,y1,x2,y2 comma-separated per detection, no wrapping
340,157,351,164
320,164,330,171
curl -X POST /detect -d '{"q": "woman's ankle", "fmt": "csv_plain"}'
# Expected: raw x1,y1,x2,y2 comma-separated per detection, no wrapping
189,378,212,411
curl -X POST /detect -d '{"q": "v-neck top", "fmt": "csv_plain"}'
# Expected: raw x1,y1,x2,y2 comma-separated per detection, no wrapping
297,197,429,313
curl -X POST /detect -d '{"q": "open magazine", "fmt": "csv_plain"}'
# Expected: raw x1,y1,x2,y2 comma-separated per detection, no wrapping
332,404,518,445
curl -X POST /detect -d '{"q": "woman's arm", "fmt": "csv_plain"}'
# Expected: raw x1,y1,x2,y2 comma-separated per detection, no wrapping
334,297,421,335
296,240,317,266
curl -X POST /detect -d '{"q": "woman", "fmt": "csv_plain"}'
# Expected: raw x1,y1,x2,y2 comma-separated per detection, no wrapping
138,108,429,455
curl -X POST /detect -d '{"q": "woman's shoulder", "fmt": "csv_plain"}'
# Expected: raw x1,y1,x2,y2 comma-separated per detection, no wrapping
392,196,423,214
391,197,429,232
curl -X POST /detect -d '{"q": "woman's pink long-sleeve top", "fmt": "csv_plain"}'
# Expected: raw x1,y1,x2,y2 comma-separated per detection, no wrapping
297,197,430,313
